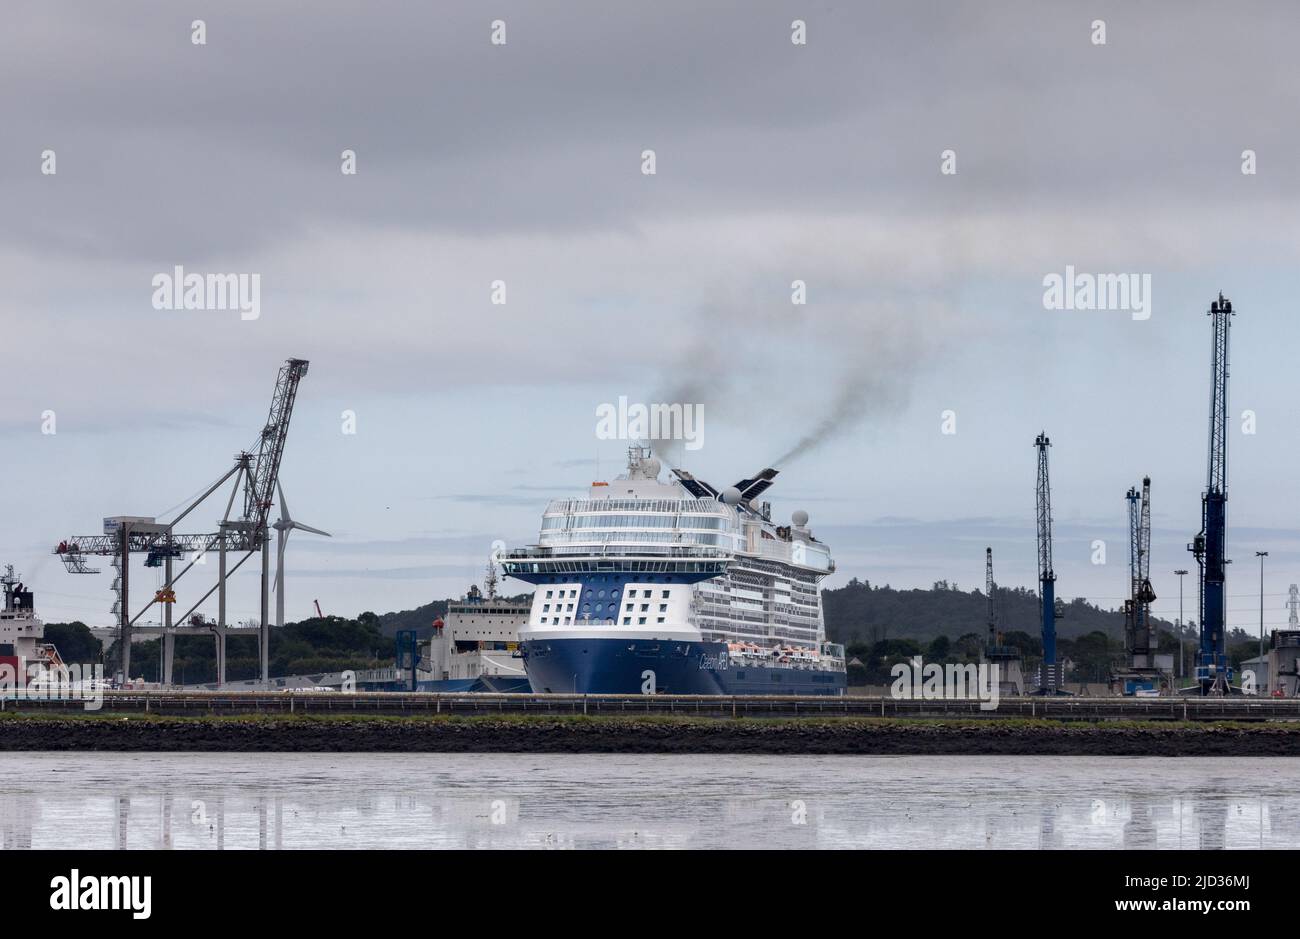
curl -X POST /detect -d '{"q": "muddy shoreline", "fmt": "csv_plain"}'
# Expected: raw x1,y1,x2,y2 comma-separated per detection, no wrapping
3,715,1299,755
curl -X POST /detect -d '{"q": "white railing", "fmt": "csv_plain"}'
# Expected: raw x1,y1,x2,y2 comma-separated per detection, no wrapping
544,498,724,516
539,531,737,549
506,543,729,560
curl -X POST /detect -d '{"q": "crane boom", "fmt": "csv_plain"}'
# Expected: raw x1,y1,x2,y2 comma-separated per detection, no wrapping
244,358,310,538
1034,432,1058,691
1126,484,1140,655
1206,296,1231,497
1036,434,1054,580
1138,477,1152,589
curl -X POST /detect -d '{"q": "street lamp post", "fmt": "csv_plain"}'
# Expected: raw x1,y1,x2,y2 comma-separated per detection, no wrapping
1256,551,1268,694
1174,569,1188,684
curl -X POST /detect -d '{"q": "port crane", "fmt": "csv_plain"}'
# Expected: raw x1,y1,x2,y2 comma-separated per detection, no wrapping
1033,432,1062,694
1126,478,1156,661
54,358,311,686
1114,477,1161,693
1188,294,1233,695
985,547,997,652
981,546,1024,695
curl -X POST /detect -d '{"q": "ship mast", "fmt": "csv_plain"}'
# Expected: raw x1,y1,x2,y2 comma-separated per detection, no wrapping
1,565,17,610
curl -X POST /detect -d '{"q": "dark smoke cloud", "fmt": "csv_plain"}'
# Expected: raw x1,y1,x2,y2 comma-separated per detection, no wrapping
649,294,944,472
771,372,905,467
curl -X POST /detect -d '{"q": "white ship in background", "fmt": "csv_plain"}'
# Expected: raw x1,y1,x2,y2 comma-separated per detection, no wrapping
0,566,63,685
421,568,532,693
502,446,846,695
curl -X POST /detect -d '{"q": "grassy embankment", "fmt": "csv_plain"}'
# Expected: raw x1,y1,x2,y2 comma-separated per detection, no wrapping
2,710,1297,755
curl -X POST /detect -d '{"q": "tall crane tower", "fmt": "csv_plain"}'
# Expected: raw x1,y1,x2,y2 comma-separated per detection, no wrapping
1116,477,1161,693
1125,478,1156,660
1034,432,1060,693
1188,293,1233,695
982,546,1025,695
985,547,997,651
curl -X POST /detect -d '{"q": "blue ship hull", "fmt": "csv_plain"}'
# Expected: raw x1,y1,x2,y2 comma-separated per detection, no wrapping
520,637,845,696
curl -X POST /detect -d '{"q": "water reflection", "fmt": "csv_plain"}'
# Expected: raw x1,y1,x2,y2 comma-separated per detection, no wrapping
1122,795,1156,850
2,754,1297,850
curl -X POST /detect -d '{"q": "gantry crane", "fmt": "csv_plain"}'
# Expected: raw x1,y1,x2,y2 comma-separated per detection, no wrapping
1188,294,1233,695
54,358,310,685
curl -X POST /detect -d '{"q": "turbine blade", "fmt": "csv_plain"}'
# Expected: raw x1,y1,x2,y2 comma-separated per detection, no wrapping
274,527,287,593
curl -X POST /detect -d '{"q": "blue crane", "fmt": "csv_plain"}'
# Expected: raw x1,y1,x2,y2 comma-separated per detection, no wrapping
1188,293,1234,695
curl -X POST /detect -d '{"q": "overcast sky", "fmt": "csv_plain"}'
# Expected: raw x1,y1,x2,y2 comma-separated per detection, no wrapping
5,1,1300,634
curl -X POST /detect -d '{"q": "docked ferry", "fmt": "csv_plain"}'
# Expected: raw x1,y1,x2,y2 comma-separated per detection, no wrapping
419,573,533,693
501,447,846,695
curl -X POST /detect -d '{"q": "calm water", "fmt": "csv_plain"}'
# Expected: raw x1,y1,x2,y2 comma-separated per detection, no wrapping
2,753,1297,849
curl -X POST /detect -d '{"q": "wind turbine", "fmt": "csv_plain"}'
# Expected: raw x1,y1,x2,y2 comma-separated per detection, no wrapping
272,480,330,628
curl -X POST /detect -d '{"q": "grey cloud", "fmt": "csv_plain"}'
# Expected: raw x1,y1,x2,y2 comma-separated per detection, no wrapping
9,1,1300,626
5,1,1300,266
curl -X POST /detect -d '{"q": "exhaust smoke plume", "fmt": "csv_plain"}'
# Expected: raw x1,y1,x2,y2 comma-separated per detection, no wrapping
649,293,946,471
770,371,902,467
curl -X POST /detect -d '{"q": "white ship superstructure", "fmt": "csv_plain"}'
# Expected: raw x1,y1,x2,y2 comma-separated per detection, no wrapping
0,565,63,683
424,574,531,692
537,464,832,645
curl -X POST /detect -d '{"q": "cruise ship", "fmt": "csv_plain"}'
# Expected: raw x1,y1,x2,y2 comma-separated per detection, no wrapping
502,447,846,695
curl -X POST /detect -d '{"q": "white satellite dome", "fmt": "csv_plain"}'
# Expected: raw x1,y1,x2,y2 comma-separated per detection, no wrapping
720,487,743,505
792,509,809,527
